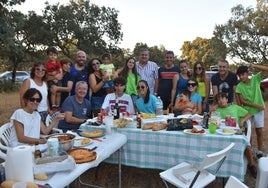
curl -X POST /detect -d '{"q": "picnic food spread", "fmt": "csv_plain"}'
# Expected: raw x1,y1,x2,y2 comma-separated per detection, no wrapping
68,148,97,164
114,118,132,128
81,130,103,137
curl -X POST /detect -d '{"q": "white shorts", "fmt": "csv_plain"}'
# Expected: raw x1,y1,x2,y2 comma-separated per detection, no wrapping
251,110,265,128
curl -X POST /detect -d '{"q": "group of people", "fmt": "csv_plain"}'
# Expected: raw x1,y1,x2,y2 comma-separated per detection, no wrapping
8,47,267,178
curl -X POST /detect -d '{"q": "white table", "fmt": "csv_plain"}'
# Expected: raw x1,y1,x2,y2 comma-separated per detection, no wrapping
35,132,127,188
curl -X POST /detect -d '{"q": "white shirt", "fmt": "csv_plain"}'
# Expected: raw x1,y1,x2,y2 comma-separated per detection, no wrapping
101,93,135,114
29,78,48,112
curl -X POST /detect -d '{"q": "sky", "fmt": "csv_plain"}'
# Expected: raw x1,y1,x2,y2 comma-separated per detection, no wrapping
14,0,257,56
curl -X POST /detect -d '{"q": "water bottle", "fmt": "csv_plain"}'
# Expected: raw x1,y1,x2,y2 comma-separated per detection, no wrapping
202,112,209,129
156,96,163,115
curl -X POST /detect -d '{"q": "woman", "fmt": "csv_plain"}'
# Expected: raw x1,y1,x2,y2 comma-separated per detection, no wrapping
10,88,63,147
20,62,50,123
88,58,108,117
170,60,191,110
136,80,157,114
193,61,210,112
118,57,140,104
187,78,202,114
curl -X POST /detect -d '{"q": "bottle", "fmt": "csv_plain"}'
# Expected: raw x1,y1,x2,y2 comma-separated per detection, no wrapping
136,113,141,128
202,112,209,129
156,96,163,115
34,141,41,159
114,97,120,120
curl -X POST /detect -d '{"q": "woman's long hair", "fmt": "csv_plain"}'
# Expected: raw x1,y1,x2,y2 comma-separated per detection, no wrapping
193,61,206,82
179,59,192,78
138,80,150,104
88,58,103,75
119,57,139,86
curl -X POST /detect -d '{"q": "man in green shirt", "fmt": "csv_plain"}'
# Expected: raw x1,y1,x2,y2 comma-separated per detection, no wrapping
236,64,268,158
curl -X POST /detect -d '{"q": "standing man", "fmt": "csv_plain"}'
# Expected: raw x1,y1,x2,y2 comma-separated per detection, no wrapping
211,59,238,104
236,64,268,158
135,48,159,94
70,50,89,99
58,81,91,132
156,50,179,110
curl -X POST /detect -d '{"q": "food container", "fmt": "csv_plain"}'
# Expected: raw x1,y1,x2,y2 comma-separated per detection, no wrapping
47,133,75,152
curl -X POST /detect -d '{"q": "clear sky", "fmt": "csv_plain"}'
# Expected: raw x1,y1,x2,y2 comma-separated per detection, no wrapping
14,0,256,56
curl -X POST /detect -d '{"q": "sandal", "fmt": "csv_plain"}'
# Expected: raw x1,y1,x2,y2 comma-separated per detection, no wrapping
248,165,257,178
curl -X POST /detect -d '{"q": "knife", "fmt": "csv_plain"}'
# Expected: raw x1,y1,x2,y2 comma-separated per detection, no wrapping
90,146,97,151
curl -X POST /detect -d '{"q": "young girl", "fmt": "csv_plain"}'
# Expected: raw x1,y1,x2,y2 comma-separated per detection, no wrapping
118,57,140,104
100,53,116,93
174,90,196,115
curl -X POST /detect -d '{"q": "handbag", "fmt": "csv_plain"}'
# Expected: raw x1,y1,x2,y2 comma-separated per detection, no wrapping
166,118,193,131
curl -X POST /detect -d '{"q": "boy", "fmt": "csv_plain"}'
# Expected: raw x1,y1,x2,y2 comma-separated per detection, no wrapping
174,90,196,115
236,64,268,158
213,92,257,178
45,46,63,111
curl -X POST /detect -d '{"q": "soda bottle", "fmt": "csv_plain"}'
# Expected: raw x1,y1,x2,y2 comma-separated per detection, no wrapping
34,141,41,159
202,112,209,129
136,113,141,128
114,98,120,120
156,96,163,115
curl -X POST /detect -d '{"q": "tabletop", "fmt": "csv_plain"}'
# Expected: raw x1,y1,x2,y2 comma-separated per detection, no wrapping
81,124,249,181
35,132,127,188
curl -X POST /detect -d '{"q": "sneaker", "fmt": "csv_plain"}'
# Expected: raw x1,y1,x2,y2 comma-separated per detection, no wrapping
248,165,257,178
256,151,263,159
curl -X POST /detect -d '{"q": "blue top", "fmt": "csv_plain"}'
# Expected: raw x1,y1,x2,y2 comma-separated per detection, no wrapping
70,65,89,99
190,92,202,105
58,95,91,131
176,73,188,96
136,94,157,114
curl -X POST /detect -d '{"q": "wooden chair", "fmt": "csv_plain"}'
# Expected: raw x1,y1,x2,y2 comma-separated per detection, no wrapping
0,122,12,160
160,143,235,188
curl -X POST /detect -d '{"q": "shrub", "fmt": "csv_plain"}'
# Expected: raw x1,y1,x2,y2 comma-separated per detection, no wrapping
0,80,20,92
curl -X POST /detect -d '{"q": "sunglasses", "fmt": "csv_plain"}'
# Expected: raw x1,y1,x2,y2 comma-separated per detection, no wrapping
187,83,197,87
195,67,202,70
29,97,41,103
35,67,46,71
137,86,145,90
92,62,100,66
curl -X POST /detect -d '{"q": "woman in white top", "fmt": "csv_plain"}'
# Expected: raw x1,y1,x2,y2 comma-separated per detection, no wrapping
20,62,50,123
10,88,63,147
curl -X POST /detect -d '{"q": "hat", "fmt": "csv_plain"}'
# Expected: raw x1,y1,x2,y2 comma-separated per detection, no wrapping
236,65,248,75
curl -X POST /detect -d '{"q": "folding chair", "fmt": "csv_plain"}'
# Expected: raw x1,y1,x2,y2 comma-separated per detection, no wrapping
160,143,235,188
0,122,12,160
45,112,63,133
225,176,248,188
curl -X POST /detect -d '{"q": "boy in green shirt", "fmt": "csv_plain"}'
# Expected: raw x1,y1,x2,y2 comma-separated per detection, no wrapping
236,64,268,158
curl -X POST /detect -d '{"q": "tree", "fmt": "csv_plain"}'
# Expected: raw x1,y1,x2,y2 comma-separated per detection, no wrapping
181,37,227,69
213,3,268,64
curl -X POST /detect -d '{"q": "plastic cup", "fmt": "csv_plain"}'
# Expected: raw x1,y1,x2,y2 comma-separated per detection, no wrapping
209,123,217,134
47,137,59,156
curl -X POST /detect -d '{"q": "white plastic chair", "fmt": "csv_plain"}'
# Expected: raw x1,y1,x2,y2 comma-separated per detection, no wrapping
225,175,248,188
160,143,235,188
244,120,252,175
0,122,12,160
45,112,63,133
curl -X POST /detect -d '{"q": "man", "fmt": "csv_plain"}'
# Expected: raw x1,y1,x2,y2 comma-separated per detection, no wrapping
236,64,268,158
70,50,89,99
58,81,91,132
211,59,238,104
101,77,135,115
156,50,179,110
135,48,159,94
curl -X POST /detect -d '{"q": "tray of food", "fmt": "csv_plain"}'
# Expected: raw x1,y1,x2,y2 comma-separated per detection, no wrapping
78,129,104,138
68,148,98,164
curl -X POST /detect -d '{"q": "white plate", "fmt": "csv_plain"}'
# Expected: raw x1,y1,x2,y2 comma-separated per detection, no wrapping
73,138,93,147
183,129,206,135
216,129,236,135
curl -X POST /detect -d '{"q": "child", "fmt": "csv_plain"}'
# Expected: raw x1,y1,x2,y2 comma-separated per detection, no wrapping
100,53,115,93
213,92,257,178
45,46,63,111
236,64,268,158
174,90,196,115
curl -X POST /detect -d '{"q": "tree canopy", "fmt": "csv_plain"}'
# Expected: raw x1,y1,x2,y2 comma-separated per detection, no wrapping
213,3,268,64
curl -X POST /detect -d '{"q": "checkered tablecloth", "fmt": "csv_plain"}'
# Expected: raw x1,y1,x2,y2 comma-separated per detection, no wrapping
105,128,249,181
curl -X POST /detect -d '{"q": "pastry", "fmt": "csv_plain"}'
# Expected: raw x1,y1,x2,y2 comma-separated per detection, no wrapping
81,130,103,137
34,173,48,181
68,148,97,164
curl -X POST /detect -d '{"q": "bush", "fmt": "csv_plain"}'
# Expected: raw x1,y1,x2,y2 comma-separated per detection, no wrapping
0,80,20,92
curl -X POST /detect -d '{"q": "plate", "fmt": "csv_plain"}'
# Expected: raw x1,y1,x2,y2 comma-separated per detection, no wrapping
73,138,93,147
79,130,104,138
183,129,206,135
67,148,98,163
216,129,236,135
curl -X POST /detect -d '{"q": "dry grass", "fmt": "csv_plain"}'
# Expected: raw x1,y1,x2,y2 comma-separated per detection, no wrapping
0,92,20,125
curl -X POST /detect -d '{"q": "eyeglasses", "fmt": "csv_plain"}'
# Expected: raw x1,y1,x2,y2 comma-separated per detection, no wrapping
187,83,197,87
137,86,145,90
195,67,202,70
92,62,100,66
35,67,46,71
29,97,41,103
165,50,174,55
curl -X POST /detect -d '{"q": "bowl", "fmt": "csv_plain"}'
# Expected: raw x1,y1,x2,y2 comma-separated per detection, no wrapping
48,133,75,151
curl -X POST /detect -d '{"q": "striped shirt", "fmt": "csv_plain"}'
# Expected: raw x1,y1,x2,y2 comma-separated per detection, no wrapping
136,61,158,93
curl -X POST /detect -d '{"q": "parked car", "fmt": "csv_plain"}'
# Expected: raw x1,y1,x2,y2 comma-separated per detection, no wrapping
205,71,218,103
0,71,30,83
261,77,268,91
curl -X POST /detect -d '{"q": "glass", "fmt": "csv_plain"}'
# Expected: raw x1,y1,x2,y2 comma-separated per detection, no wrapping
104,115,114,135
35,67,46,71
92,62,100,66
187,83,197,87
195,67,202,70
209,123,217,134
137,86,145,90
29,97,41,103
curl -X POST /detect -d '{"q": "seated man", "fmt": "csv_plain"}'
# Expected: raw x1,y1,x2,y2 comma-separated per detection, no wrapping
58,81,91,132
212,92,257,178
